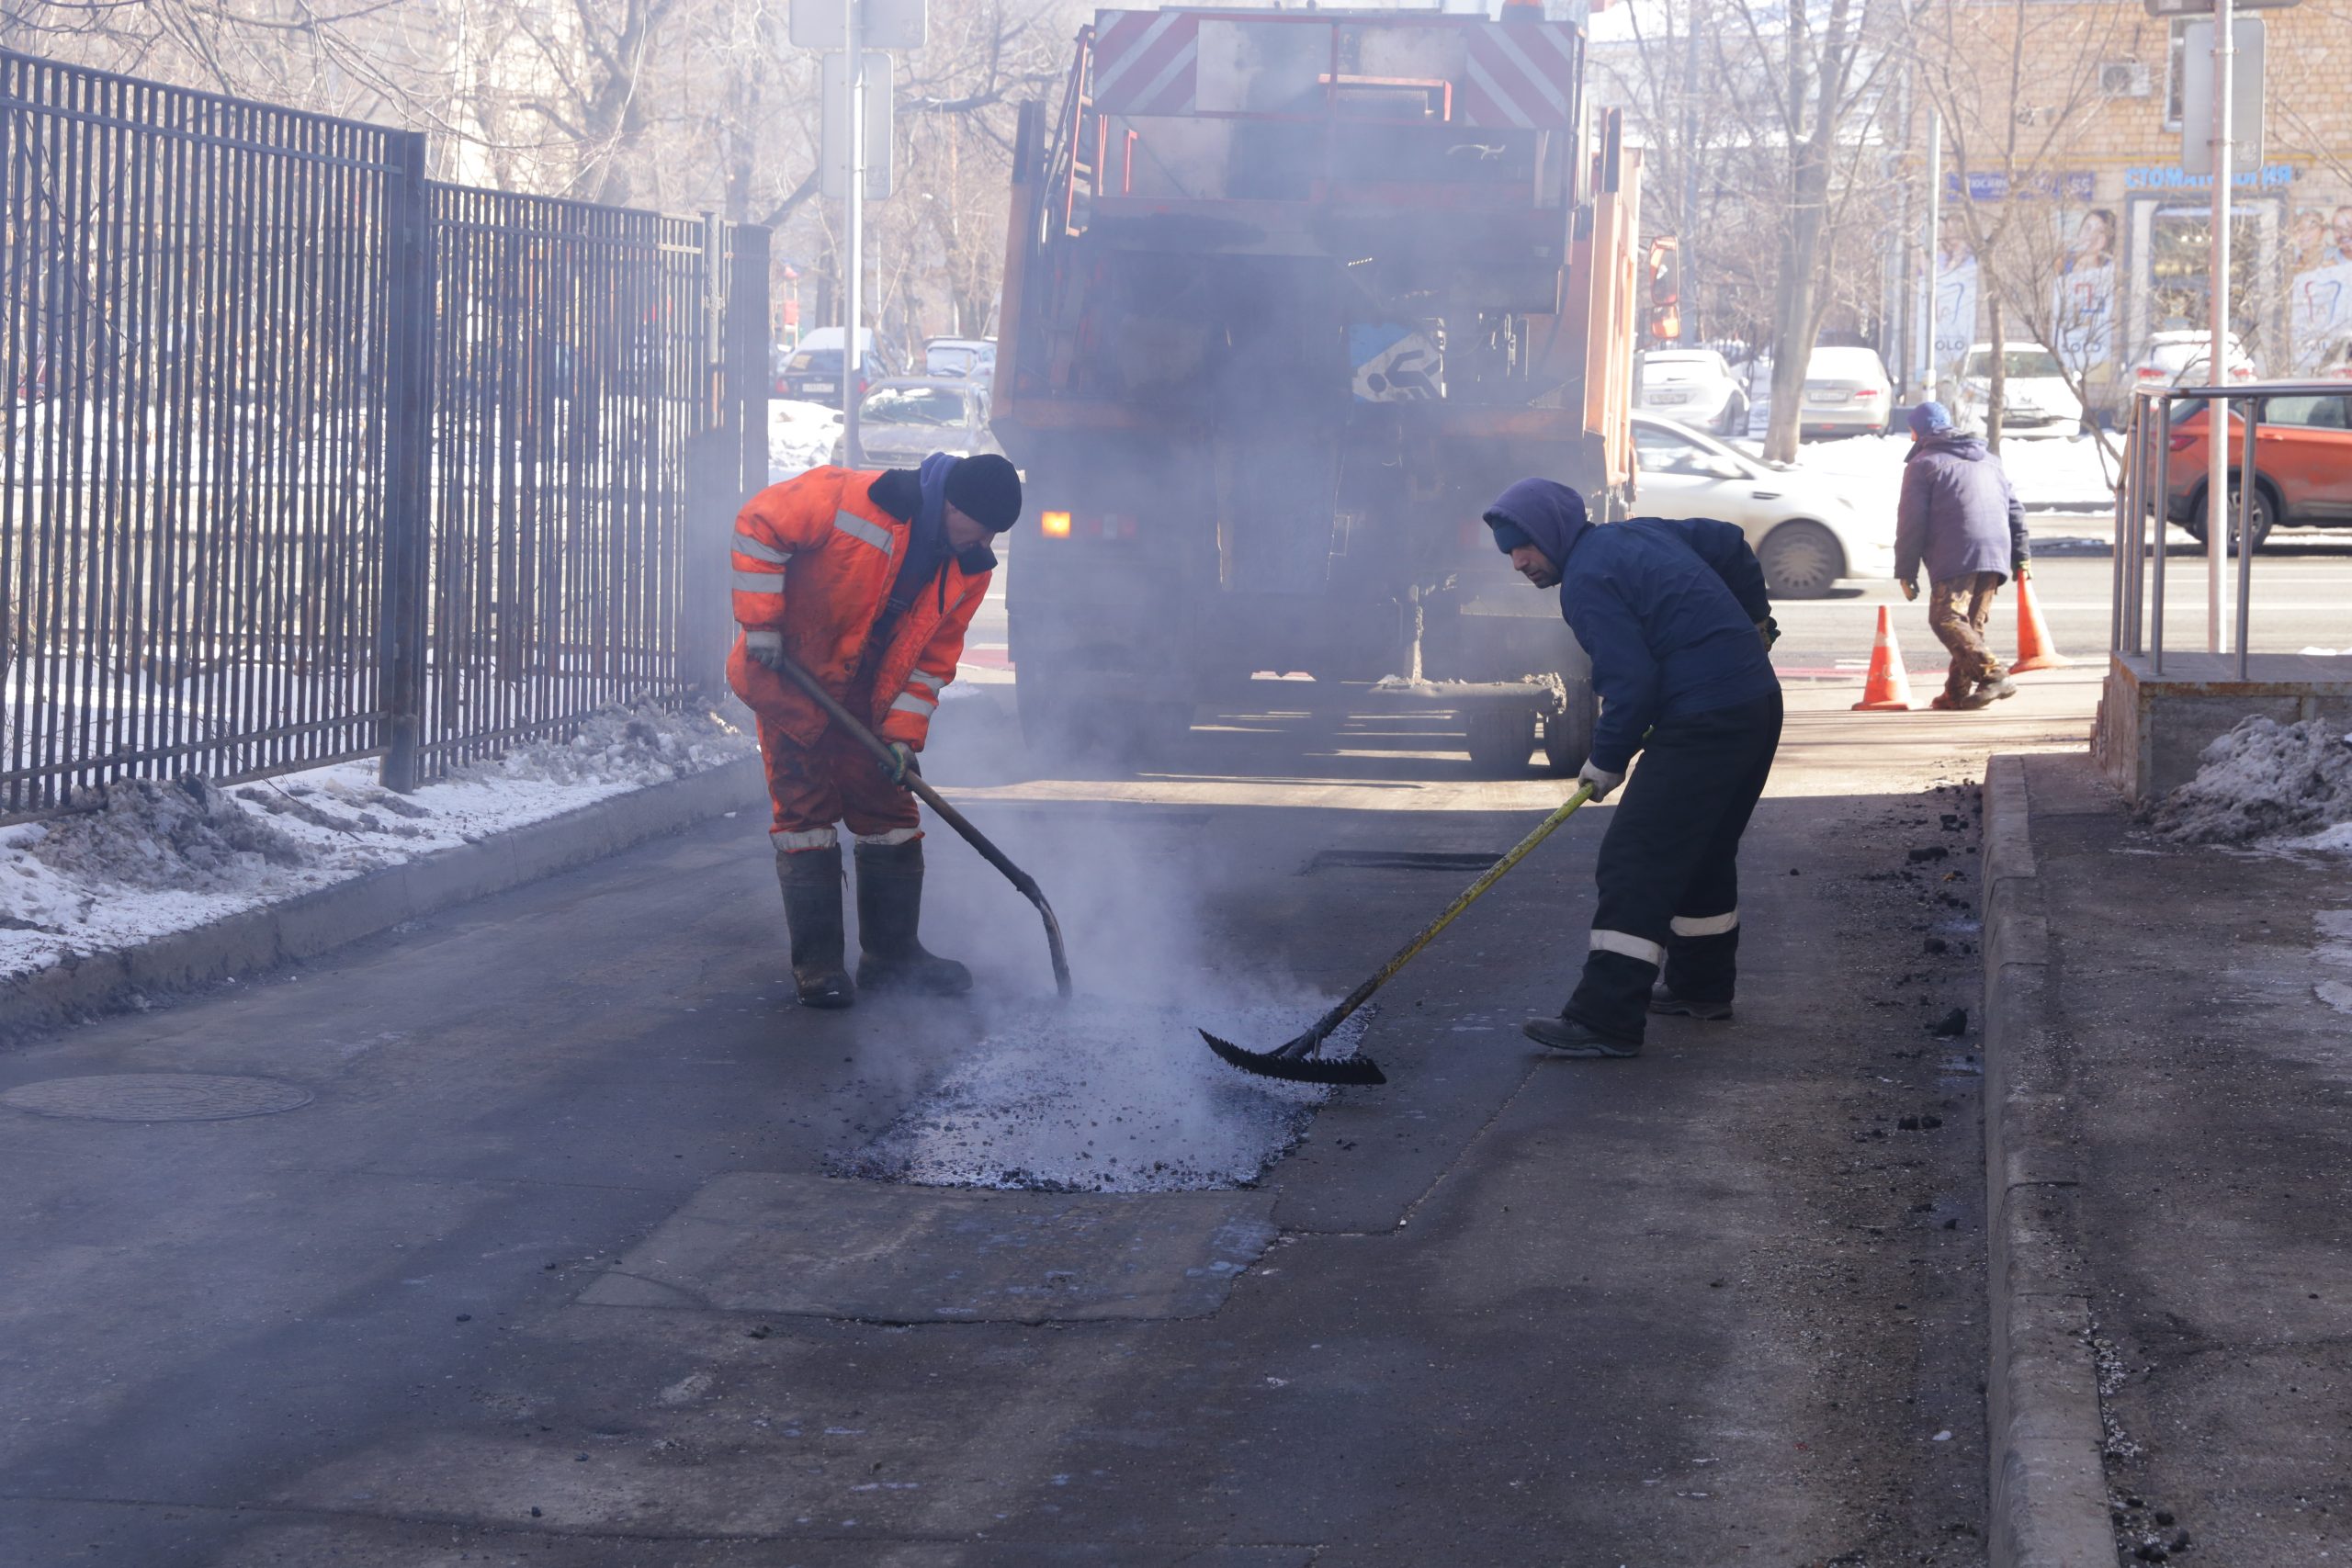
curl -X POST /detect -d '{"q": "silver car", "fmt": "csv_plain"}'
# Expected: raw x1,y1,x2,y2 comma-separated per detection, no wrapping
1797,345,1894,438
833,378,1001,468
1635,348,1750,436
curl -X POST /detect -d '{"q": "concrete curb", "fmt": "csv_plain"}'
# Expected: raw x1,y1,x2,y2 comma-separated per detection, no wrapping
1980,754,2116,1568
0,755,767,1048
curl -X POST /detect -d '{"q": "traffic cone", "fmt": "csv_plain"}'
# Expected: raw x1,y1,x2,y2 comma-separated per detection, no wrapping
1851,604,1916,711
2010,568,2072,672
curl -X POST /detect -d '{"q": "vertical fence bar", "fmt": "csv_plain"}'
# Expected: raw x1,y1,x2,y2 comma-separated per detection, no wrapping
378,130,431,792
2236,394,2258,680
2151,396,2172,674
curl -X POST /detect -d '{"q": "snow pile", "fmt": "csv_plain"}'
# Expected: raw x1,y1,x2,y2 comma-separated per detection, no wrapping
769,398,843,482
0,699,757,981
28,777,307,893
832,997,1364,1193
475,704,754,789
2149,716,2352,846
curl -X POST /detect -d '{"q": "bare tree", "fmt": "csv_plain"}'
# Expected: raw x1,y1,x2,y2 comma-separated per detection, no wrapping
1912,0,2135,453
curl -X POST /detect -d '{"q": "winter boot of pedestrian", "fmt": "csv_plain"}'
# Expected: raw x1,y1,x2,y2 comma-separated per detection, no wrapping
854,839,972,997
1649,984,1734,1021
775,842,855,1010
1979,673,2018,701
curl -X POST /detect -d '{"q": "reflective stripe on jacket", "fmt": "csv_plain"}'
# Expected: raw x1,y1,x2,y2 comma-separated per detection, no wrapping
724,466,986,750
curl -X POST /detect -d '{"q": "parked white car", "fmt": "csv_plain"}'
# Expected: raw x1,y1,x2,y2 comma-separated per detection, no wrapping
1797,345,1894,437
1630,412,1894,598
2114,330,2256,424
1952,342,2086,437
924,336,997,382
1635,348,1750,436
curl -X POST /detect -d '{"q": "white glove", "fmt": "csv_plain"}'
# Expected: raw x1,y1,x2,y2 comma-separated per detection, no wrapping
743,629,786,671
1577,761,1624,802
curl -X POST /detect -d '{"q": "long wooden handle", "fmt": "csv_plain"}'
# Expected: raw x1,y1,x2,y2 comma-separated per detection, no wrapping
1286,784,1595,1055
766,651,1072,997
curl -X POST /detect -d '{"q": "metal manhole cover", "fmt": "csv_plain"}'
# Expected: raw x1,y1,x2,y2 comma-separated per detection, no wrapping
0,1074,313,1122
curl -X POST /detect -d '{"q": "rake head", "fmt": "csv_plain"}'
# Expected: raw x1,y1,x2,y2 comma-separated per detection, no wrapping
1199,1028,1387,1087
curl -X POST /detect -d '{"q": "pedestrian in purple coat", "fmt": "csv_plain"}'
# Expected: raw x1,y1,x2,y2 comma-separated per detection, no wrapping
1894,401,2030,709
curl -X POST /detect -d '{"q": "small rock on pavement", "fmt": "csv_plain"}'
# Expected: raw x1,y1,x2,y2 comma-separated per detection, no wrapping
1907,846,1950,863
1928,1008,1968,1037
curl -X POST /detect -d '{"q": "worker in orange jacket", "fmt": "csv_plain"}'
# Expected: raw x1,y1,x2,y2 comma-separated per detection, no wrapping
727,451,1022,1009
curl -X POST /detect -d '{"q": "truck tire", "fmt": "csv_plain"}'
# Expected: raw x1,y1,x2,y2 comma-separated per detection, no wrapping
1543,684,1598,775
1464,702,1537,776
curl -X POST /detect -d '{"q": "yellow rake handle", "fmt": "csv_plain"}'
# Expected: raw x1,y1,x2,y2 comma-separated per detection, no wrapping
1286,784,1596,1055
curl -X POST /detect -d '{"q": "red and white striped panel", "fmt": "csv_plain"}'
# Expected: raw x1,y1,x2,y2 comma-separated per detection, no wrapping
1461,22,1578,130
1092,9,1202,117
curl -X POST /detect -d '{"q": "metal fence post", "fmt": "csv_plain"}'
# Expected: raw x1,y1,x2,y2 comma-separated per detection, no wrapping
379,131,432,792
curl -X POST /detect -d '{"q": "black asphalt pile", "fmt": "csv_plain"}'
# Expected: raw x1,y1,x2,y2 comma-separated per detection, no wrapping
831,997,1364,1193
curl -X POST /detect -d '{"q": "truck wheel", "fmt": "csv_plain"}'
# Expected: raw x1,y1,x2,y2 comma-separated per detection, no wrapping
1464,703,1536,776
1542,687,1598,775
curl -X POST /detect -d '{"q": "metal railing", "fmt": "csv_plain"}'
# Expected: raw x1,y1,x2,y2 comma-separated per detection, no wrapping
2110,378,2343,681
0,51,767,815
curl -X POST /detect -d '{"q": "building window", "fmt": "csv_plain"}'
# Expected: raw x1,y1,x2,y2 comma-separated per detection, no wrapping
2163,20,2187,133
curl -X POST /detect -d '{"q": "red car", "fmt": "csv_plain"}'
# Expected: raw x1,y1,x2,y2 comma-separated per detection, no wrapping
2165,390,2352,549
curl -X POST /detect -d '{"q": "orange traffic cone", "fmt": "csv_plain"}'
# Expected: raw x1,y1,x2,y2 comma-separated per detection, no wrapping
1852,604,1917,711
2010,568,2072,672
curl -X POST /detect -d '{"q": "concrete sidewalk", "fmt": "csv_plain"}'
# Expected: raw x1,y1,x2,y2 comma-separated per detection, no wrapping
1983,749,2352,1565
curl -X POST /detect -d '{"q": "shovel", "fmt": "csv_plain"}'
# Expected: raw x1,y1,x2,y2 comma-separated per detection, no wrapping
1201,783,1598,1087
769,649,1073,998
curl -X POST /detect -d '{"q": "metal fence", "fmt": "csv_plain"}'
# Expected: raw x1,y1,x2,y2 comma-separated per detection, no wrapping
0,51,767,814
2110,379,2335,680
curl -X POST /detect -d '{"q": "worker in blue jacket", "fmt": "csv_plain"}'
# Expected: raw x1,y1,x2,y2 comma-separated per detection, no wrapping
1483,479,1784,1057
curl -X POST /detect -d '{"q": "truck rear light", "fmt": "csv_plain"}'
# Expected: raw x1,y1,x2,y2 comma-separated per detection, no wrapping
1856,388,1883,399
2136,367,2165,379
1079,513,1102,538
2168,434,2198,452
2228,365,2254,378
1041,510,1072,538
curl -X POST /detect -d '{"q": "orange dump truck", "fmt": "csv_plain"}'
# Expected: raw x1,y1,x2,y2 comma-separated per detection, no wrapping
993,5,1643,773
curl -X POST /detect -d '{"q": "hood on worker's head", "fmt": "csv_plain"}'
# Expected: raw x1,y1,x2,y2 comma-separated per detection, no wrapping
1484,479,1588,566
1915,431,1989,461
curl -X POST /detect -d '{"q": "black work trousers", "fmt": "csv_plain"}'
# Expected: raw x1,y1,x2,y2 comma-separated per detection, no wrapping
1563,691,1783,1043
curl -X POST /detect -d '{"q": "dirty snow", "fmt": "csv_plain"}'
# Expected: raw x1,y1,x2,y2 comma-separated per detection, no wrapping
2149,715,2352,847
0,700,757,984
833,998,1365,1193
769,398,844,483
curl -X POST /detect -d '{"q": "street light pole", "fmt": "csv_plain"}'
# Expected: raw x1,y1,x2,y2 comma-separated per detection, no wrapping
1920,107,1940,402
2206,0,2234,652
843,0,865,467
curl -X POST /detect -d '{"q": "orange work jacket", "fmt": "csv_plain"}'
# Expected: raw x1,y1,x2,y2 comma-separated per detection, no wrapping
725,467,988,751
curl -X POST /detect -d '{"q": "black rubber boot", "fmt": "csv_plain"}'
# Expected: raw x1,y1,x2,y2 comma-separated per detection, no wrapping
1522,1014,1642,1058
775,842,854,1010
1650,984,1734,1021
854,839,972,997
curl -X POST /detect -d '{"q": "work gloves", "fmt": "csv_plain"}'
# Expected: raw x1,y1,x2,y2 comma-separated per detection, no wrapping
744,629,786,672
880,741,918,784
1898,579,1919,603
1577,760,1623,803
1757,615,1781,651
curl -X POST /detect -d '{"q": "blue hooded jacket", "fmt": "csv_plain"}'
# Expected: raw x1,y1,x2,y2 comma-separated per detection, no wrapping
1485,479,1779,773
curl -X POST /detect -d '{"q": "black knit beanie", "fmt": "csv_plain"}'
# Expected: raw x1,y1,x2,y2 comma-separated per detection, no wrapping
1485,513,1535,554
944,454,1023,533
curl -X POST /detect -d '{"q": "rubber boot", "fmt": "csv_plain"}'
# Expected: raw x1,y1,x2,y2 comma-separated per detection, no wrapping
775,842,854,1010
854,839,972,996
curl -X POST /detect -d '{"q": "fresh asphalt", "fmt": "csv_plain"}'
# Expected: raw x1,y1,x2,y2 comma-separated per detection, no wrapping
0,651,2126,1566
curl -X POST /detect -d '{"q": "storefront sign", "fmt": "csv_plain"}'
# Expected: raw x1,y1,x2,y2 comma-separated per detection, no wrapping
1944,170,2096,203
2125,163,2298,190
